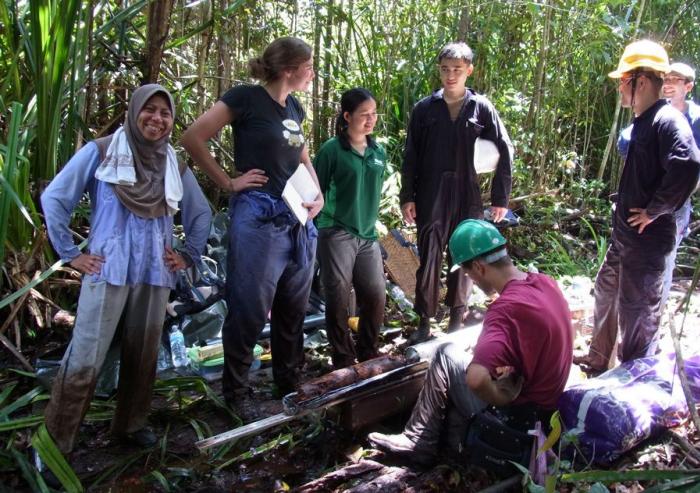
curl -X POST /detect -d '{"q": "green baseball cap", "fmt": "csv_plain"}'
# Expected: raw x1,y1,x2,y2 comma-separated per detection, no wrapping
449,219,507,272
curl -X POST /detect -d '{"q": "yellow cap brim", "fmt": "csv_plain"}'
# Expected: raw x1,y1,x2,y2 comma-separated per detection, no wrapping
608,61,671,79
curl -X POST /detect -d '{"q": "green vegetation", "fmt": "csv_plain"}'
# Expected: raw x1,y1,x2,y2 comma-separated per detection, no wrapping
2,0,700,490
2,0,700,270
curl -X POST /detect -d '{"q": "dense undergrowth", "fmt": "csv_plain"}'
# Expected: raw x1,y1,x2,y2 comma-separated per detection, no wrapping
2,0,700,490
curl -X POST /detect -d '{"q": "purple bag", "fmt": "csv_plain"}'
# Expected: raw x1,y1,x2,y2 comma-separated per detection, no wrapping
559,353,700,464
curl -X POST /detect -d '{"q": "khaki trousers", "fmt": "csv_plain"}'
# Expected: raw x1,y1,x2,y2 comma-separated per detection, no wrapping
44,281,169,454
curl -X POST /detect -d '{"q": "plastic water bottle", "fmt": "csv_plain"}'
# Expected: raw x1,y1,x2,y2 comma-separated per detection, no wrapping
387,282,413,312
250,344,263,371
169,325,189,368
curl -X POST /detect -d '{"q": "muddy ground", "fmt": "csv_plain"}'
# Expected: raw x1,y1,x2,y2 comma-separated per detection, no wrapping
1,280,699,492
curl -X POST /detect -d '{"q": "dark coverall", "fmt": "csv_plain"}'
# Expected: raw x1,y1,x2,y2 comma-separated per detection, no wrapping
399,89,513,318
588,100,700,369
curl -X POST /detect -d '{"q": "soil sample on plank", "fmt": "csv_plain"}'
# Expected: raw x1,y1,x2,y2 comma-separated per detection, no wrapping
294,355,408,403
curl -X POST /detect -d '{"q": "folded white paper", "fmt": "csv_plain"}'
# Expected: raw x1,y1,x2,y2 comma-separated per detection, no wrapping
282,163,320,225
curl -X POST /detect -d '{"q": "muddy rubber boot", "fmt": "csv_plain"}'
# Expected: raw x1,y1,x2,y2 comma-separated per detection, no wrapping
446,306,466,333
272,380,298,399
226,389,262,423
121,427,158,447
367,432,436,466
408,317,431,344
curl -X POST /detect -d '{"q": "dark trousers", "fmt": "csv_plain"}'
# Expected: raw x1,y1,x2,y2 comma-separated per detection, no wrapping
587,237,669,369
415,173,473,318
44,281,169,454
318,227,385,368
222,193,316,398
405,343,486,453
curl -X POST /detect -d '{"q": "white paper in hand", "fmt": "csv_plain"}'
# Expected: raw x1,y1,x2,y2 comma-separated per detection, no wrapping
474,137,499,174
282,164,320,225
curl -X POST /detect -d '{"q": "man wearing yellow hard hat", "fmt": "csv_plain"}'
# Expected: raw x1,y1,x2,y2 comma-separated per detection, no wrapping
578,40,700,374
613,60,699,350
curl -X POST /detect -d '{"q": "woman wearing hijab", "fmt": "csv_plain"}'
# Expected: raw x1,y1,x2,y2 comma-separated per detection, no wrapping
181,37,322,422
40,84,211,454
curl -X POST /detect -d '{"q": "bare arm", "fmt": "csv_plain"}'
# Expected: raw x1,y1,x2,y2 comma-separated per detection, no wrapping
466,363,523,407
300,145,324,220
181,101,268,192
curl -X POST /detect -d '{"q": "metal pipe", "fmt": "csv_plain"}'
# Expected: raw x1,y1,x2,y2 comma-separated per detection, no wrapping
258,313,326,339
404,324,482,362
196,361,428,450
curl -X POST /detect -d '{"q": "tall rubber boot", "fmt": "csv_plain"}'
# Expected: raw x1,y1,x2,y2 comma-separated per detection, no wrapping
408,316,431,344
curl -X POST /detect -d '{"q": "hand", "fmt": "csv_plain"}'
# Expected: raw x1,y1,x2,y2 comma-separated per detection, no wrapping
303,194,324,220
494,371,524,402
70,253,105,275
495,366,515,378
401,202,417,225
229,169,268,193
164,246,188,272
489,206,508,223
627,207,654,234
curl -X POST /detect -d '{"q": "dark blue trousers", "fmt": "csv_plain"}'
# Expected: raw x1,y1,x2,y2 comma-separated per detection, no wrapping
222,192,317,398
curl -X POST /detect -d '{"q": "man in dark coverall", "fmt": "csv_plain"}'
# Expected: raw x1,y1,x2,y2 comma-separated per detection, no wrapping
577,40,700,373
400,42,514,342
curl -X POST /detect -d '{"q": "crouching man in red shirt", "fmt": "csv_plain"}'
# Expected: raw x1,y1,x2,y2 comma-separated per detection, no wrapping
368,219,574,465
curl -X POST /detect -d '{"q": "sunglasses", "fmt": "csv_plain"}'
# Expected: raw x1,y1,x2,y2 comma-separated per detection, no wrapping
663,76,689,84
619,74,637,85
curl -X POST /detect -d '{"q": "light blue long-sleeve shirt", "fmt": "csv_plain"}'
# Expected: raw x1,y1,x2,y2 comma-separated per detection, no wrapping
41,142,212,288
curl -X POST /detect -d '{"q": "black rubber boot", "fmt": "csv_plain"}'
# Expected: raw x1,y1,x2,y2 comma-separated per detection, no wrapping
408,317,431,344
226,389,262,423
446,306,466,333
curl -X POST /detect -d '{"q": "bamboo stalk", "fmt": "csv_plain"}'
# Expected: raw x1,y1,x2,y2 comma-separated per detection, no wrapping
0,291,31,335
666,430,700,466
668,312,700,434
0,332,34,372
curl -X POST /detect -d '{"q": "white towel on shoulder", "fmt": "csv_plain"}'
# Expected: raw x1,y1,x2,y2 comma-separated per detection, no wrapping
95,127,183,214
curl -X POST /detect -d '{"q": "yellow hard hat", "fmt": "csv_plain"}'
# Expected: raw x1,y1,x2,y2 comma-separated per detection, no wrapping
608,39,670,78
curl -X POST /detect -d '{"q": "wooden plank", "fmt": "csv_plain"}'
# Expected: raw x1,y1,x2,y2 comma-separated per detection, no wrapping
340,372,426,430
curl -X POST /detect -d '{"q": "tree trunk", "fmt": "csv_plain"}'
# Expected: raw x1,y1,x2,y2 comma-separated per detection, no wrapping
195,0,213,115
312,4,322,149
320,0,334,145
598,0,646,183
143,0,175,84
81,0,95,146
527,0,552,187
343,0,354,71
457,2,470,41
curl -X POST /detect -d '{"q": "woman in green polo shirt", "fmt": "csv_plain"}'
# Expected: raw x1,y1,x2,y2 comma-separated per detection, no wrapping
314,88,387,369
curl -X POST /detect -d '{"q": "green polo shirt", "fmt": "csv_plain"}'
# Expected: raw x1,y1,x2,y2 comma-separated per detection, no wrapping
314,136,386,240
